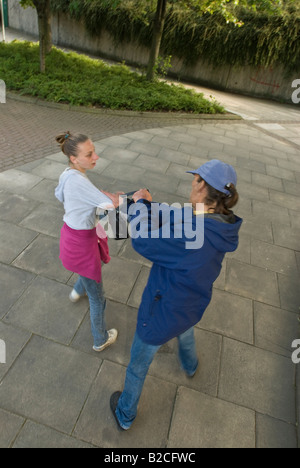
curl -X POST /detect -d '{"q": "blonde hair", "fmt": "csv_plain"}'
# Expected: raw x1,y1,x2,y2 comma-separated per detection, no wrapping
55,132,89,161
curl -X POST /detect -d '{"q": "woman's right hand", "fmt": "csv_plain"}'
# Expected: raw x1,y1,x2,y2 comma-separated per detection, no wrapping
102,191,125,209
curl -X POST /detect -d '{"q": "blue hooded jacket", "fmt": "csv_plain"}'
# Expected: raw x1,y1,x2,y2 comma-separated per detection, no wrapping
129,200,243,346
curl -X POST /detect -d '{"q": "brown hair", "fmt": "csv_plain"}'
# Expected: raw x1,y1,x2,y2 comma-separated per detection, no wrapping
55,132,89,161
199,176,239,215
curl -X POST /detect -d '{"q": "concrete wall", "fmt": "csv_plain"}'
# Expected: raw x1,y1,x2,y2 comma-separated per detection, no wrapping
8,0,300,104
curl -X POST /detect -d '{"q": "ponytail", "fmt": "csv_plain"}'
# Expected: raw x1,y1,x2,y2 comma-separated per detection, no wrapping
200,178,239,215
55,132,89,161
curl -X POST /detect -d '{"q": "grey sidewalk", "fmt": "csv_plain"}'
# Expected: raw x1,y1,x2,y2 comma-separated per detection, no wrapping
1,26,300,448
0,112,299,447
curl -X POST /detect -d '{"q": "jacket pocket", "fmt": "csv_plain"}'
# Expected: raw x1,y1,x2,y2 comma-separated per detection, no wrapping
150,290,162,316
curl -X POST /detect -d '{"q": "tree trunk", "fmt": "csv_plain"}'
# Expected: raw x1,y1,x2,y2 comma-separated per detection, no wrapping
33,0,52,73
146,0,168,81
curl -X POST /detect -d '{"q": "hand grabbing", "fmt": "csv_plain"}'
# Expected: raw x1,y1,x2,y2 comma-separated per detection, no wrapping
132,189,152,203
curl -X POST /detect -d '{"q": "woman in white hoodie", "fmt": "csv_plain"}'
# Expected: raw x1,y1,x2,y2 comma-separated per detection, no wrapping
55,131,120,352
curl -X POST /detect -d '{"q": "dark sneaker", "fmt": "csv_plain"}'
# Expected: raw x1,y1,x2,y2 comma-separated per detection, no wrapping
110,391,127,431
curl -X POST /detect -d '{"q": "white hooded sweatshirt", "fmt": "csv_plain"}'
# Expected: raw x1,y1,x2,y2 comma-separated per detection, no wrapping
55,168,112,230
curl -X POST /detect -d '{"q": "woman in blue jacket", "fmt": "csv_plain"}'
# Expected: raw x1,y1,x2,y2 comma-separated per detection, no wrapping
110,160,243,431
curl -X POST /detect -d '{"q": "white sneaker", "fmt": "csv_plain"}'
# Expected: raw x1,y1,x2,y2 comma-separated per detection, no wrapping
93,329,118,352
69,289,82,303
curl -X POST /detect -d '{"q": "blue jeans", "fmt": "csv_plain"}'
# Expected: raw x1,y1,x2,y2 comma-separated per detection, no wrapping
116,327,198,430
74,276,108,347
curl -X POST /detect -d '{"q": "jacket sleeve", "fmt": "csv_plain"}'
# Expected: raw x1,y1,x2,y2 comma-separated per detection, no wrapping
129,200,195,269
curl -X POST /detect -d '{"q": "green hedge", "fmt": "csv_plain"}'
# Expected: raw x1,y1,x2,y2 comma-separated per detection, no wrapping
0,41,225,112
50,0,300,72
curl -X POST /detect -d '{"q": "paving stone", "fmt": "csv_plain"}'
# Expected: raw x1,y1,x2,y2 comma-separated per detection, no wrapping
102,162,145,184
12,234,72,283
252,172,284,191
256,414,298,448
0,408,24,449
178,142,208,158
31,160,67,180
169,131,198,146
0,169,42,194
238,181,269,202
0,191,40,224
134,154,170,173
0,322,31,380
101,146,139,163
200,289,253,344
101,135,133,148
0,335,101,434
0,264,34,319
102,257,142,304
145,171,180,194
282,179,300,197
272,224,300,252
158,147,191,165
254,302,299,357
13,421,93,448
166,163,193,180
74,360,177,448
218,338,296,423
267,164,296,182
251,239,298,275
45,152,67,164
236,157,266,174
225,259,280,307
152,135,181,151
277,273,300,313
127,266,151,309
168,387,255,448
270,190,300,212
25,179,60,205
121,131,154,143
127,140,162,157
241,216,273,243
252,200,291,224
19,203,64,238
0,220,38,264
4,276,89,344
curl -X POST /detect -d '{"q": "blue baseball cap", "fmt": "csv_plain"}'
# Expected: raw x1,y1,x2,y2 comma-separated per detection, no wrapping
187,159,237,196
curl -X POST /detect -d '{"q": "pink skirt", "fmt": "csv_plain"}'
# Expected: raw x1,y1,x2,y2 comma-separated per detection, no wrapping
59,223,111,283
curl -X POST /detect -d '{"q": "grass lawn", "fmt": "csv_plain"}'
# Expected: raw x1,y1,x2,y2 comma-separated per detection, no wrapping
0,41,225,114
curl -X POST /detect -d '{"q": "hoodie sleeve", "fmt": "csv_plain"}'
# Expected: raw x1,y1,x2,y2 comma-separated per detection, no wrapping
64,172,113,210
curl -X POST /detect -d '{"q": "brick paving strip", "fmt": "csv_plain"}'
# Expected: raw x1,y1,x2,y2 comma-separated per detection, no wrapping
0,94,240,173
